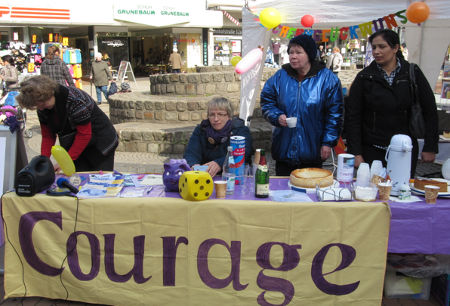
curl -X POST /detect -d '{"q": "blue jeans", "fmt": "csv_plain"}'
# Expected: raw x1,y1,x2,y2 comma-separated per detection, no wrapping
96,85,108,103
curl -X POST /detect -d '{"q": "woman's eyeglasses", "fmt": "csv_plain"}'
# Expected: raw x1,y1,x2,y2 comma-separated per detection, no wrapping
208,112,228,119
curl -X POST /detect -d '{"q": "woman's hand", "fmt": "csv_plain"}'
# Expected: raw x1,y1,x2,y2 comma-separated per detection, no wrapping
320,146,332,160
421,151,436,163
53,163,62,173
278,114,287,127
354,155,365,168
205,161,221,178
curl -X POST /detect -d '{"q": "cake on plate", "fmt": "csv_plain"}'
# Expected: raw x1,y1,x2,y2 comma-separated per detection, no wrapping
413,178,447,192
290,168,333,189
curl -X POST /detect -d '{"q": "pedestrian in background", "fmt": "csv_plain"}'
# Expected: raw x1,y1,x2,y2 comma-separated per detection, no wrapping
0,55,19,94
169,49,182,73
90,52,112,104
344,29,438,176
40,45,75,87
261,34,343,176
326,47,343,75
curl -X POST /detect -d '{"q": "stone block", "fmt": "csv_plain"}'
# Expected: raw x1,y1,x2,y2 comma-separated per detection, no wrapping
224,73,234,82
160,143,173,154
186,84,196,95
155,84,161,94
150,84,156,94
227,83,239,92
191,112,202,121
187,74,200,83
165,101,176,111
166,84,175,93
155,101,163,110
142,131,154,141
153,132,163,141
179,74,187,83
175,84,186,94
116,142,124,152
135,110,144,120
205,84,216,94
198,102,208,110
148,143,159,153
154,111,163,120
196,84,205,95
178,112,189,121
201,112,208,120
160,84,167,94
163,133,174,142
136,142,147,152
162,75,170,84
131,131,142,140
234,73,241,81
135,101,143,110
126,110,135,118
173,131,185,142
187,102,199,111
176,102,186,111
213,73,224,82
144,112,154,120
157,75,164,83
144,101,154,110
165,112,178,121
173,144,185,154
216,82,227,92
201,74,211,83
125,141,137,152
169,74,180,82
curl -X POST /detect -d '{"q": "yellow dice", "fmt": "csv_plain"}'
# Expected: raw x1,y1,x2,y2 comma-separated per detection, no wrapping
178,171,213,201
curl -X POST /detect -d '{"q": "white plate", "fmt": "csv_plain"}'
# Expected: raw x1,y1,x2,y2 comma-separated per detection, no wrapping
410,183,450,198
288,180,340,193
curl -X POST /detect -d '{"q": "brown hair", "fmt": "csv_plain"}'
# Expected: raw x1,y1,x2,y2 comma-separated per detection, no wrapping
46,45,60,60
16,75,58,109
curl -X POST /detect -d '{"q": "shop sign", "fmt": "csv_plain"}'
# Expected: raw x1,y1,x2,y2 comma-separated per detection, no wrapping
101,40,125,47
213,28,242,36
113,3,191,27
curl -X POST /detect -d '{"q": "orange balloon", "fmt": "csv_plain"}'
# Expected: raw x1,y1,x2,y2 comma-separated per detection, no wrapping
406,2,430,24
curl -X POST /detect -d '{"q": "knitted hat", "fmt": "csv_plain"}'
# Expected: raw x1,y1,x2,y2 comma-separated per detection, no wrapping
288,34,317,63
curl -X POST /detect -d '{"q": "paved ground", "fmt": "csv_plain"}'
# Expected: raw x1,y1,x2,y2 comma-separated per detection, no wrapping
2,71,445,305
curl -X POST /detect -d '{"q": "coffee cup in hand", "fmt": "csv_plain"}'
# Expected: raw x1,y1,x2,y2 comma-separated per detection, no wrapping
286,117,297,128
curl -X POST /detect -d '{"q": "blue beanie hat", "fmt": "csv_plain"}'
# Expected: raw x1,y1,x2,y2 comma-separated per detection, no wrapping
288,34,317,62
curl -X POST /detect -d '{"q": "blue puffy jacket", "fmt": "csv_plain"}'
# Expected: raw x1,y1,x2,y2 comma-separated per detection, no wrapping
260,62,343,163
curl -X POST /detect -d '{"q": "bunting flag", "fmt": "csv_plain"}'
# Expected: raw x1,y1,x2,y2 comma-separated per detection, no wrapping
222,10,240,26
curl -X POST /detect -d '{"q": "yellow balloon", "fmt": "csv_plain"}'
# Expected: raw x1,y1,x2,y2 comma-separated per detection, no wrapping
51,145,76,176
231,56,242,67
259,7,282,29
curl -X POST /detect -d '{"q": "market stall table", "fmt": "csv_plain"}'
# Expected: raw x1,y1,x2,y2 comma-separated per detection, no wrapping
1,177,393,305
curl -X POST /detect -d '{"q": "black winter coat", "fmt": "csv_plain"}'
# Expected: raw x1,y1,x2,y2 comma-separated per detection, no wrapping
344,58,438,155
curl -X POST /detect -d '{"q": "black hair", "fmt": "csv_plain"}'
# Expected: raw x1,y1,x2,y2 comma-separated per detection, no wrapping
1,55,15,66
369,29,404,60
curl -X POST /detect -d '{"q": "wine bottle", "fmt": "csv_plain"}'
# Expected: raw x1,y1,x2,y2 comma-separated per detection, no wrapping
255,149,269,198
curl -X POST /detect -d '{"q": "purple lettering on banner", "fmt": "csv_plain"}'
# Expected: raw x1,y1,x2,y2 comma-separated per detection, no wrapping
311,243,360,295
256,242,301,306
162,236,188,286
104,234,151,283
19,211,64,276
67,231,100,281
197,239,248,290
372,18,385,32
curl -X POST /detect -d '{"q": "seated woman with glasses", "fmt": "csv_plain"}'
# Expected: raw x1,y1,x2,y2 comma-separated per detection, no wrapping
183,97,253,178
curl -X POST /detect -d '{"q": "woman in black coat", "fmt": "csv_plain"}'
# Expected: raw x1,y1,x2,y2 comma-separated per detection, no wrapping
344,29,438,177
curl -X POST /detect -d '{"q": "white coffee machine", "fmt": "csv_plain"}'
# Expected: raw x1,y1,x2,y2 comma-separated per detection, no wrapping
385,134,413,195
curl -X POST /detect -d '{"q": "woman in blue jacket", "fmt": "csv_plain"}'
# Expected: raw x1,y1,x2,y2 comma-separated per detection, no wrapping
184,97,252,178
261,34,343,176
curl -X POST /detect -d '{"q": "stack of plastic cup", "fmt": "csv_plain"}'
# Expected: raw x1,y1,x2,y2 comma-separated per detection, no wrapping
355,163,371,187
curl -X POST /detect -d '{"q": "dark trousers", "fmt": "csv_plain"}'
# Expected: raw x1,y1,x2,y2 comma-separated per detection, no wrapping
361,139,419,178
275,160,323,176
74,146,115,172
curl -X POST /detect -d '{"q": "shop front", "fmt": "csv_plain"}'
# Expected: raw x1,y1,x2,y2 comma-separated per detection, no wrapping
212,28,242,66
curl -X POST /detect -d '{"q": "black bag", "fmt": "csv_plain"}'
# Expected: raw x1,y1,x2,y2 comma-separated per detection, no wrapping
107,81,118,96
409,63,426,139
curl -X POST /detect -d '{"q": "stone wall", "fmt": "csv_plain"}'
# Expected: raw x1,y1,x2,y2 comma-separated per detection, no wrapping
149,72,241,96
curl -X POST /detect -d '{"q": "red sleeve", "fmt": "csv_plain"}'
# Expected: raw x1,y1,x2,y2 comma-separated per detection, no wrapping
40,124,56,157
68,122,92,160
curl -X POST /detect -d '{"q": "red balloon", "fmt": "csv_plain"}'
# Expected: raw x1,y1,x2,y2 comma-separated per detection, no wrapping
301,15,314,28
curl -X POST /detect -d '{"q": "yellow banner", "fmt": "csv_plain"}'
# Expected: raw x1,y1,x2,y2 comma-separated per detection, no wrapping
2,193,390,305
